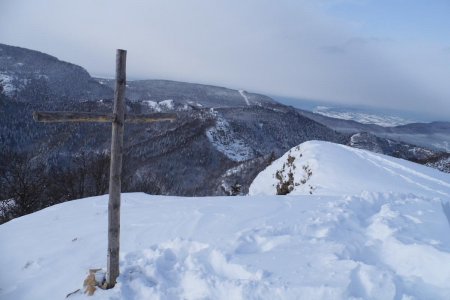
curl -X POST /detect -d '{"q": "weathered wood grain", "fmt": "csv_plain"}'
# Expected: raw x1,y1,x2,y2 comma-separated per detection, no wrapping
33,111,113,123
106,49,126,289
33,112,176,124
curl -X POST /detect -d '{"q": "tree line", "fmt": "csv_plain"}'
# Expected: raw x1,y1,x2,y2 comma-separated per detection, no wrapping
0,150,110,224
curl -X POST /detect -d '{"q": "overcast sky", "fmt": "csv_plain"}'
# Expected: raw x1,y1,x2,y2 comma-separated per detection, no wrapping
1,0,449,120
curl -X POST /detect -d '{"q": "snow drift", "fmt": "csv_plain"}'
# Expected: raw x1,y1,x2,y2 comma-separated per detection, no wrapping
1,141,450,299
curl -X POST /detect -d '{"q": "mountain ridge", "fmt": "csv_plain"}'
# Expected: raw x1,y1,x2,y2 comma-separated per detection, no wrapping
1,43,449,223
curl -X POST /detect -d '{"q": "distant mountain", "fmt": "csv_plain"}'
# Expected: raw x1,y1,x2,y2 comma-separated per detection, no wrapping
273,96,437,125
0,43,448,219
0,44,111,102
0,43,348,201
312,105,413,127
97,78,277,108
298,109,450,153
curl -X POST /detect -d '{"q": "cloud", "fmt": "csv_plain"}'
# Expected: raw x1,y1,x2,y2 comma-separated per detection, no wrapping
321,36,393,55
320,46,346,54
0,0,449,120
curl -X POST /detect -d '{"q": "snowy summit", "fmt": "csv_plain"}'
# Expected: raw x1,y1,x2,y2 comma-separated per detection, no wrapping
1,141,450,299
249,141,450,198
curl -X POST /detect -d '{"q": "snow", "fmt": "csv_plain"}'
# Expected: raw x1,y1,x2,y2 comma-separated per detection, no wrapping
349,132,362,146
187,100,203,107
0,72,17,96
142,99,175,112
313,106,413,127
0,71,38,97
0,199,15,220
143,100,159,109
206,111,254,162
158,99,174,110
1,141,450,299
427,155,450,173
239,90,251,106
249,141,450,197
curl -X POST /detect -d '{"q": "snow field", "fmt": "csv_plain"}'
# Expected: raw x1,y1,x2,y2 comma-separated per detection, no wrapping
1,191,450,299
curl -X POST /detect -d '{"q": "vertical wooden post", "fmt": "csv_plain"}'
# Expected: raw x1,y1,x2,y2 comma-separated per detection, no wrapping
106,49,126,288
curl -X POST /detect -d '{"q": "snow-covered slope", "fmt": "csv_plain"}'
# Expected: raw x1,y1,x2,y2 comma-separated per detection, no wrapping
206,110,254,162
2,142,450,300
249,141,450,197
2,193,450,299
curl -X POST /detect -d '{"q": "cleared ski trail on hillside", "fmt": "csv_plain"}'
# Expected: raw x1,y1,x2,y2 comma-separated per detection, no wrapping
239,89,251,106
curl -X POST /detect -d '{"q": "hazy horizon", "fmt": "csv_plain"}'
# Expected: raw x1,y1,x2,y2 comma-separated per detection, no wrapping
1,0,449,120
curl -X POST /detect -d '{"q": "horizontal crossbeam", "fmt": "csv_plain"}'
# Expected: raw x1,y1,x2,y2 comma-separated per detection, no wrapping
125,113,177,123
33,111,177,123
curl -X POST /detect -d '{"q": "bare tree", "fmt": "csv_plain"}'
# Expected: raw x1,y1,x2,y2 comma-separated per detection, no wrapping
89,151,110,195
0,151,46,219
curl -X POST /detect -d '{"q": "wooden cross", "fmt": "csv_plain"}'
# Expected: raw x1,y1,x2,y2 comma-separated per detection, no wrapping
33,49,176,288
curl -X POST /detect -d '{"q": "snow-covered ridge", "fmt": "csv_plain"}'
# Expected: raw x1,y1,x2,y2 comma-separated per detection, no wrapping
249,140,450,197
